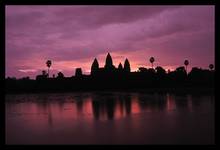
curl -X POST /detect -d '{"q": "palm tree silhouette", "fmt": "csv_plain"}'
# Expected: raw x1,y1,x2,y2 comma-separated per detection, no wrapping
184,60,189,73
149,57,155,69
46,60,52,78
209,64,214,71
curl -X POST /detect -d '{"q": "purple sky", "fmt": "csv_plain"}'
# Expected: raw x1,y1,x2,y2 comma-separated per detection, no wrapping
6,5,215,79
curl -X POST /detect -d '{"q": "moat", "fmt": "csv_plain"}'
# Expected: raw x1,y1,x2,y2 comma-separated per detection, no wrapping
6,91,214,144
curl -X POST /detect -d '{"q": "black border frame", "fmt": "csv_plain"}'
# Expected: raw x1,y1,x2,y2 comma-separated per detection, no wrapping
1,0,217,148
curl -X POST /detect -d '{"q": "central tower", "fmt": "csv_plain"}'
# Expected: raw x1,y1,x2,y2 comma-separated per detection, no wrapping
104,53,114,70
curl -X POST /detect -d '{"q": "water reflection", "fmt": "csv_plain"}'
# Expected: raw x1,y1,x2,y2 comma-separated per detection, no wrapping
166,94,176,111
5,92,214,144
6,92,213,122
91,93,132,120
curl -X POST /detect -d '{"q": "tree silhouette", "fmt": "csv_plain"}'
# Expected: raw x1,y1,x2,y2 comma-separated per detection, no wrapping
176,66,186,73
172,66,187,83
36,70,48,80
46,60,52,78
150,57,155,69
124,58,131,72
138,67,148,72
209,64,214,71
155,66,166,75
57,72,64,78
184,60,189,73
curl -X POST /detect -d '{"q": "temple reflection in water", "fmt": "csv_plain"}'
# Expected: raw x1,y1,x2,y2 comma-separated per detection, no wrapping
6,92,212,124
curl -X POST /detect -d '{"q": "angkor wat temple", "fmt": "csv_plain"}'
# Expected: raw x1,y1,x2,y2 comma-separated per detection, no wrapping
6,53,214,93
91,53,131,75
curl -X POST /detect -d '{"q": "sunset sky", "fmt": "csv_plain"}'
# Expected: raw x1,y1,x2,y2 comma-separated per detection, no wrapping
6,5,215,79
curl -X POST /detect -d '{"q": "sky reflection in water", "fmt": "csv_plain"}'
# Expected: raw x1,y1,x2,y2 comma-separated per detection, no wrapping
6,92,214,144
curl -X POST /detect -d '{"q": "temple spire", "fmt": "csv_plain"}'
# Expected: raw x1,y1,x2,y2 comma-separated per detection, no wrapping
124,58,131,72
91,58,99,75
104,53,113,70
118,63,123,70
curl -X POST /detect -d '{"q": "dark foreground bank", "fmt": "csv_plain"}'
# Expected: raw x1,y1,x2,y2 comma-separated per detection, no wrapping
5,72,214,94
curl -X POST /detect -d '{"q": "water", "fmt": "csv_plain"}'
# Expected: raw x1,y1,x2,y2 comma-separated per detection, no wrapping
5,92,214,145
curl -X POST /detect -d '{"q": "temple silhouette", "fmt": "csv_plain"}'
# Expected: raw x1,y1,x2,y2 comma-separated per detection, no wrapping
6,53,214,93
91,53,131,76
